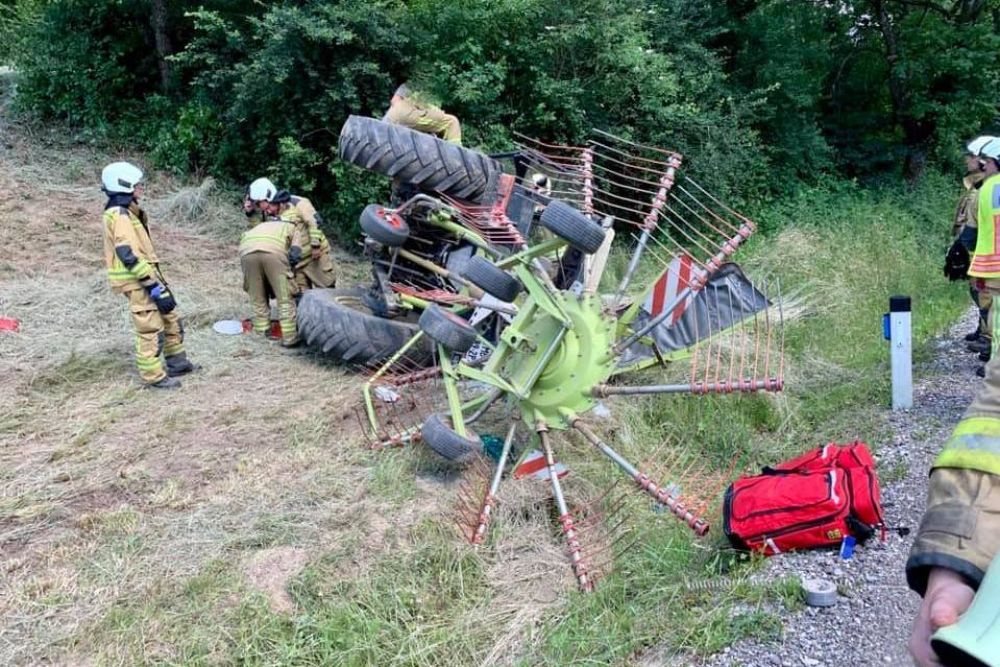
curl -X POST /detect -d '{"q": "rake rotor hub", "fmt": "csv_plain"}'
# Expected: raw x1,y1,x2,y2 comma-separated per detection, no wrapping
499,292,616,429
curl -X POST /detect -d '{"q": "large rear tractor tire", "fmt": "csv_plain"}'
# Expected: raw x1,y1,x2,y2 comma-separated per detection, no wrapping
297,288,432,365
339,115,501,205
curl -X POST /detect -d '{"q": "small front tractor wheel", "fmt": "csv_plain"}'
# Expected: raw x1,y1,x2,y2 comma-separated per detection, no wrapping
418,303,478,353
540,200,606,254
360,203,410,246
421,413,480,462
462,256,522,303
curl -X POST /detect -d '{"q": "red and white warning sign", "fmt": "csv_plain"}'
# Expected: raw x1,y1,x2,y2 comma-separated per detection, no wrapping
513,450,569,481
642,253,705,326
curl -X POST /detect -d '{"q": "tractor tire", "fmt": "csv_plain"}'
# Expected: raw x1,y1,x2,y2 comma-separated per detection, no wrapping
540,200,606,254
421,413,480,462
360,204,409,246
297,288,431,365
461,256,522,303
418,303,477,353
339,115,502,205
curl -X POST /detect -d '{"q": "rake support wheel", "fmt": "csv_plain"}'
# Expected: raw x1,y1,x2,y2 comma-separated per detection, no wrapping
421,413,481,462
540,200,606,254
418,303,478,353
339,115,501,205
298,288,430,365
461,256,522,303
360,204,409,246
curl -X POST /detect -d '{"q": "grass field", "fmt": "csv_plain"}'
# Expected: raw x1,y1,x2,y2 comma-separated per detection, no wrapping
0,115,968,666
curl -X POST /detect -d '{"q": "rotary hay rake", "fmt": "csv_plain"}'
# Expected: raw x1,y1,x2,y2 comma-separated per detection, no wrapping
355,131,786,591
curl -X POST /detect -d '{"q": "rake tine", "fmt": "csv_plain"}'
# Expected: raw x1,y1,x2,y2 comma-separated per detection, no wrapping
538,424,593,592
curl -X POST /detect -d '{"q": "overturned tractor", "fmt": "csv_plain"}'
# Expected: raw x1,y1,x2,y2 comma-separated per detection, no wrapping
309,116,786,590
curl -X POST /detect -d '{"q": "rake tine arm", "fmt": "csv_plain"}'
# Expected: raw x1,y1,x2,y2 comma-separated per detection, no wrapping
538,424,593,592
470,420,518,545
572,420,709,536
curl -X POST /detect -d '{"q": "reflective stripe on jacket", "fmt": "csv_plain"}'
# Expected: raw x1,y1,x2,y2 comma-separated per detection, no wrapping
288,196,328,249
238,221,295,257
969,173,1000,277
103,205,158,292
936,416,1000,476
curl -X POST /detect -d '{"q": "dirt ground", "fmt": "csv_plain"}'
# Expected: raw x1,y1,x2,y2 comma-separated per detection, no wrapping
0,112,591,665
0,124,400,662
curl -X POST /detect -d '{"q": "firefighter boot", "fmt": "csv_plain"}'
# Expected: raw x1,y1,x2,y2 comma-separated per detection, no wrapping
149,376,182,389
969,338,991,354
165,351,199,377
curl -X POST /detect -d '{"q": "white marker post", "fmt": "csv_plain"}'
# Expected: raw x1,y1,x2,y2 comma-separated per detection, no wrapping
888,295,913,410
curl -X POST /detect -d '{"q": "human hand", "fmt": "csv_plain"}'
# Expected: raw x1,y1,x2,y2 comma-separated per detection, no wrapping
909,567,976,666
311,247,321,261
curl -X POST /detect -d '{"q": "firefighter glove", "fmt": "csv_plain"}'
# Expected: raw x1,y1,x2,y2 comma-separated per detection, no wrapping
288,245,303,266
943,239,971,281
148,283,178,313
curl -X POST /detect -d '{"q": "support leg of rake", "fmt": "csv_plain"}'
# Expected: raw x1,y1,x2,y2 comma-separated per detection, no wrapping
362,330,427,437
471,420,518,544
438,346,469,438
538,424,592,592
573,420,709,536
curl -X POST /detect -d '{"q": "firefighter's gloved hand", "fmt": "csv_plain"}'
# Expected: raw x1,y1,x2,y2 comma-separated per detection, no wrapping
943,239,971,281
148,283,178,314
288,245,303,266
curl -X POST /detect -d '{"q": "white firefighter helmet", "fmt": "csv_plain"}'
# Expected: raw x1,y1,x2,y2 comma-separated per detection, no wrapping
248,177,278,203
980,138,1000,162
101,161,144,194
967,136,997,156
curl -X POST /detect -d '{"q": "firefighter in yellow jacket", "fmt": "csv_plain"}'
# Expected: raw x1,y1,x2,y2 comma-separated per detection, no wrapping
383,83,462,144
907,140,1000,665
101,162,196,389
238,220,303,347
248,178,336,290
950,136,996,372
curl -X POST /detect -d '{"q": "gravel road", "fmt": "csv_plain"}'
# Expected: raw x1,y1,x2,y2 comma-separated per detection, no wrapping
704,308,983,667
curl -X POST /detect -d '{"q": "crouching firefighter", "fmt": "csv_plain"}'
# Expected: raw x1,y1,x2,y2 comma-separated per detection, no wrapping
238,219,303,347
101,162,197,389
248,178,337,291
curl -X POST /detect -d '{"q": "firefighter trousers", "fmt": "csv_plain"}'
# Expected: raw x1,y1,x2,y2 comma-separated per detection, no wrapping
294,253,336,291
241,250,298,344
384,98,462,144
124,288,184,384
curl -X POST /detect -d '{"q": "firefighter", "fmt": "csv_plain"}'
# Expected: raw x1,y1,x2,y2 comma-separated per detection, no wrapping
243,183,267,227
960,139,1000,377
907,369,1000,665
238,219,303,347
383,83,462,144
248,178,337,291
101,162,196,389
908,140,1000,664
949,136,995,365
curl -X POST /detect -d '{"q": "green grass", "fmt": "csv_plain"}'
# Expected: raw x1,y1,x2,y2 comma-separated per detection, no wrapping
74,176,967,665
3,152,969,665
